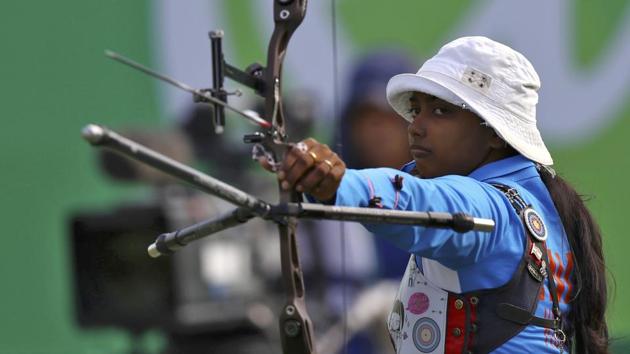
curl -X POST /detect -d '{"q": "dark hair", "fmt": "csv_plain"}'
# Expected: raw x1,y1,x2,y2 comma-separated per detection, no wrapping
539,168,610,353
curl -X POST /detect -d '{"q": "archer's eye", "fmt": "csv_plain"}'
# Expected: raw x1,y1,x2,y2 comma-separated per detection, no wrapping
433,107,451,116
407,107,420,117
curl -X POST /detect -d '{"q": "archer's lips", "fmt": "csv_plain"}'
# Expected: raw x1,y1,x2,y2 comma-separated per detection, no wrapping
409,145,431,158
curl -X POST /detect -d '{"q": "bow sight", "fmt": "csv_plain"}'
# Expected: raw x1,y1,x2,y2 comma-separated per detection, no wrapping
82,1,494,353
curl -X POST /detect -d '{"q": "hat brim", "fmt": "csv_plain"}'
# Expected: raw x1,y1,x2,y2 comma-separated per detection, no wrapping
386,71,553,165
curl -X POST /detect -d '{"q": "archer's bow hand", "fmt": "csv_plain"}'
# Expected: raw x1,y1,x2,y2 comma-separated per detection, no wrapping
276,138,345,202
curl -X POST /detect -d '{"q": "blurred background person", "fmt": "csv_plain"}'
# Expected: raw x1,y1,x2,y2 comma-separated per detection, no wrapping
313,50,419,354
339,51,413,171
338,50,417,281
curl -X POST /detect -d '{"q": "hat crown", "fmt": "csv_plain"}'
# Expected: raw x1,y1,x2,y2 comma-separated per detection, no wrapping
421,36,541,123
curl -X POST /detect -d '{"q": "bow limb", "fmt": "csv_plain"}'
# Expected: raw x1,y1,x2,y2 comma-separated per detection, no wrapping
265,0,307,139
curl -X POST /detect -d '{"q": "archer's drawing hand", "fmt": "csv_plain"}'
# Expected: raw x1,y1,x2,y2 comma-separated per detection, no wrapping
276,138,345,202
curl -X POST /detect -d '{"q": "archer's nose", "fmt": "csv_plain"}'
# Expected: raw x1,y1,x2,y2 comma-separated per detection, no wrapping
408,117,427,138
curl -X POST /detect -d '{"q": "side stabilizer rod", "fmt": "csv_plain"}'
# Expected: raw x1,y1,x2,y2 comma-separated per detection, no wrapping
81,124,271,215
148,206,254,258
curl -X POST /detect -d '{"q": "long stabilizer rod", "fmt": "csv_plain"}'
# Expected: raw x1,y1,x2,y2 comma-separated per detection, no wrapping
275,203,495,233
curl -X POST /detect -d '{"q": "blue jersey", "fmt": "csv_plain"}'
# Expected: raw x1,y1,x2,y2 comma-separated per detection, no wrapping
331,155,573,353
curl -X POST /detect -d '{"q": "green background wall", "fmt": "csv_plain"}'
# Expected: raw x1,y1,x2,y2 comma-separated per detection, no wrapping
1,1,161,353
1,1,628,353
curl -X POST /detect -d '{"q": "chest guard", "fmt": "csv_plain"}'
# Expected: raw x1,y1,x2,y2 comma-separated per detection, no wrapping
388,184,566,354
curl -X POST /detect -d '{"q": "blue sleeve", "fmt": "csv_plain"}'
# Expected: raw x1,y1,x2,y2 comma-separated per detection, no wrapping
334,168,522,269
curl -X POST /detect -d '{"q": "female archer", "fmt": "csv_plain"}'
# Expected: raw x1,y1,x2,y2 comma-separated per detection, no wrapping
267,36,609,353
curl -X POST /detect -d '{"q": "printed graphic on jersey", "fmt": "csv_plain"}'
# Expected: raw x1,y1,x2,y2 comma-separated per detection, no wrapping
524,208,547,241
408,292,430,315
539,251,574,304
389,299,405,339
412,317,441,352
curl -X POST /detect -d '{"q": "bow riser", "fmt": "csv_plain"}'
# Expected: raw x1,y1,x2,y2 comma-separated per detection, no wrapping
264,2,315,353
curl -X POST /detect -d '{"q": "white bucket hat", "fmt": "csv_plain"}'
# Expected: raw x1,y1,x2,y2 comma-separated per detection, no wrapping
386,36,553,165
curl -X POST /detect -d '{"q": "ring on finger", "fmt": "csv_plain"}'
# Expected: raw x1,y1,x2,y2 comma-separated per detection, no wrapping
323,159,334,169
308,150,320,163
